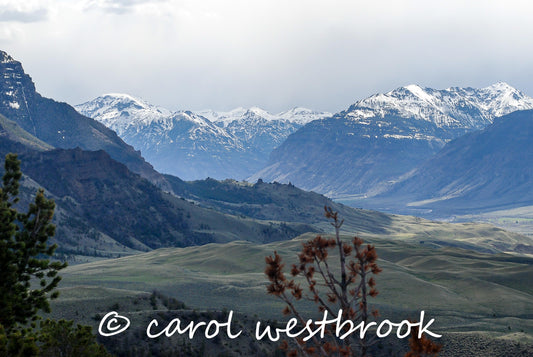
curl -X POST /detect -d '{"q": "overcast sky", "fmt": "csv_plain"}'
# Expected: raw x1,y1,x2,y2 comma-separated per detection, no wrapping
1,0,533,113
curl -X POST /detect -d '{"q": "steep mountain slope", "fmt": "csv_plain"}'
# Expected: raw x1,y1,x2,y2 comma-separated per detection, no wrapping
251,83,533,197
76,96,330,180
127,111,246,180
0,114,52,151
374,109,533,214
0,50,165,186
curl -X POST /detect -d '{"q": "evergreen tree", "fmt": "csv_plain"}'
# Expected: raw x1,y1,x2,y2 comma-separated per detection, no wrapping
0,153,67,332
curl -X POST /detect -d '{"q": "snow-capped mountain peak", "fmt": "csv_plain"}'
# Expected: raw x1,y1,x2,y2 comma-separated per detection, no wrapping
101,93,151,110
248,106,273,118
345,82,533,129
485,81,516,92
75,93,172,135
472,82,533,117
403,84,435,102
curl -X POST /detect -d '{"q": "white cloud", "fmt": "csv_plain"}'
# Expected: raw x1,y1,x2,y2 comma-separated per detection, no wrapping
2,0,533,113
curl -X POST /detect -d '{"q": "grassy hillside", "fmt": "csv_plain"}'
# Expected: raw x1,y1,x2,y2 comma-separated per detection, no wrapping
452,206,533,239
57,233,533,330
52,232,533,355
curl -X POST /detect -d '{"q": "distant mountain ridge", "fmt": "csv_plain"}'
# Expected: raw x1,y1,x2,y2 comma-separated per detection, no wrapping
198,106,330,158
251,82,533,197
76,95,331,180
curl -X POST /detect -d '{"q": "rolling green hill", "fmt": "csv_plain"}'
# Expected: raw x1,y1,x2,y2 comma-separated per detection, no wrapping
57,234,533,323
17,148,317,258
166,175,395,233
52,233,533,355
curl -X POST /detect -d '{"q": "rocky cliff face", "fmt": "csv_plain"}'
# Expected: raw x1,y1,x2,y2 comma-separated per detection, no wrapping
0,51,39,135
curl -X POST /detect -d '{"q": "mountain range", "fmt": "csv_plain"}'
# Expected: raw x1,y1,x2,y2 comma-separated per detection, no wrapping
75,81,533,218
75,95,330,180
250,82,533,201
0,112,322,259
0,50,429,261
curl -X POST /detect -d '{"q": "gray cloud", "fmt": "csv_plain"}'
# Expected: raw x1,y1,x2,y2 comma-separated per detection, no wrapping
0,8,48,23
